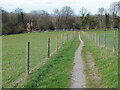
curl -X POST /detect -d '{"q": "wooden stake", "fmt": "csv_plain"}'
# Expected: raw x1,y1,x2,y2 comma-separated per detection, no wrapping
104,32,106,47
67,33,68,41
99,33,100,46
56,35,58,51
26,42,30,76
48,38,50,58
95,33,96,43
113,31,116,54
88,33,90,39
64,33,66,44
93,33,94,40
61,34,63,47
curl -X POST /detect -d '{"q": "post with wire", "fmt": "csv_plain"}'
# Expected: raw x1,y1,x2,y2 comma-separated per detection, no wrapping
48,38,50,58
26,42,30,76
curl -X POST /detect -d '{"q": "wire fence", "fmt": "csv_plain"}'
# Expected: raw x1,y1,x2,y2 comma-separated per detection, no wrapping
2,31,76,87
82,30,119,55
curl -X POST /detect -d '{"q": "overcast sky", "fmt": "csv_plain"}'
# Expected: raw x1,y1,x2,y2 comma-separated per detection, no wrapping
0,0,119,15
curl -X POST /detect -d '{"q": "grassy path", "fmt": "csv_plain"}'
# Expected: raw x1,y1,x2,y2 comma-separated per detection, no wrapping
81,31,118,88
70,32,86,88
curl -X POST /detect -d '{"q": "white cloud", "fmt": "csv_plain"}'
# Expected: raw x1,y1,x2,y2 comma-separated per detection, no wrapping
0,0,120,14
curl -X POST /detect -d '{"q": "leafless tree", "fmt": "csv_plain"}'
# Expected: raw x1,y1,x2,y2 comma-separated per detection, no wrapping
109,2,119,28
53,6,75,30
117,1,120,16
98,7,105,28
79,7,88,16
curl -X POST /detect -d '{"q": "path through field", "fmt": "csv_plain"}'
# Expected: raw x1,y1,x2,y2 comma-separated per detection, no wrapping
70,32,86,88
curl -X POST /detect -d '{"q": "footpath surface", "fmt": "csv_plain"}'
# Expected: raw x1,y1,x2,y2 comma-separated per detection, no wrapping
70,32,86,88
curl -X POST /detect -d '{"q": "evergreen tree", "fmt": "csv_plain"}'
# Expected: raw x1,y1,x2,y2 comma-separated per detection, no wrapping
49,22,55,30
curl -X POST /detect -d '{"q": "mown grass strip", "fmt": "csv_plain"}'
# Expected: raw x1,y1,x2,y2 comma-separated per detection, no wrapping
81,32,118,88
17,32,80,88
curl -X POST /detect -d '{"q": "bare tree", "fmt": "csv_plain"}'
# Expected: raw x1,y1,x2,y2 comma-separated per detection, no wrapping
61,6,74,16
53,6,75,30
79,8,90,29
98,8,104,15
117,1,120,16
54,9,61,16
37,10,50,31
53,9,61,29
109,2,119,28
98,7,104,28
14,8,23,14
61,6,75,29
79,7,88,16
109,2,118,15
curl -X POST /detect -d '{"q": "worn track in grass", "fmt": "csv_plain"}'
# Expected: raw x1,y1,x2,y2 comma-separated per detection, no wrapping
70,32,86,88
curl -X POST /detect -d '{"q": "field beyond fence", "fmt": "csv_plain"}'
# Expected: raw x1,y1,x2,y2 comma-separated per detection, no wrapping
82,30,119,55
2,31,76,87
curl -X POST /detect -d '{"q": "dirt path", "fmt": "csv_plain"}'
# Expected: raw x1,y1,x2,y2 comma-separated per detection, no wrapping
70,32,86,88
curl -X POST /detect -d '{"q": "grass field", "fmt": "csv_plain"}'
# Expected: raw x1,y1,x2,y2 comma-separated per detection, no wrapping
2,31,74,87
17,32,79,88
81,31,118,88
2,30,119,88
84,30,118,54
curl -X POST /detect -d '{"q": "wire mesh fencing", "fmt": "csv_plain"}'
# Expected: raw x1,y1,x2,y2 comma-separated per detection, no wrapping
82,30,118,55
2,31,76,87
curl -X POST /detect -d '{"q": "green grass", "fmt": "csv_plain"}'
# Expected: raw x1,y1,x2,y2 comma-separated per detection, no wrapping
2,31,74,87
84,30,118,54
81,32,118,88
17,32,79,88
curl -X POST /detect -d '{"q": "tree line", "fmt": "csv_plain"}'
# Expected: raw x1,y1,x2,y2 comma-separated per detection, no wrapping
1,1,120,35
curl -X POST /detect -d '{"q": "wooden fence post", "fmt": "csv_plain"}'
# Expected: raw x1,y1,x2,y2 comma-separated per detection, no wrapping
70,34,71,39
64,33,66,44
48,38,50,58
113,31,116,54
61,34,63,47
93,33,94,40
56,35,58,51
99,33,100,46
67,33,68,41
89,33,91,40
104,32,106,47
89,32,90,39
26,42,30,76
95,33,96,43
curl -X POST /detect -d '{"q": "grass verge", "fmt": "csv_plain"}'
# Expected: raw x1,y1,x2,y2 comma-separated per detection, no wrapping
17,32,80,88
81,32,118,88
2,31,73,87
